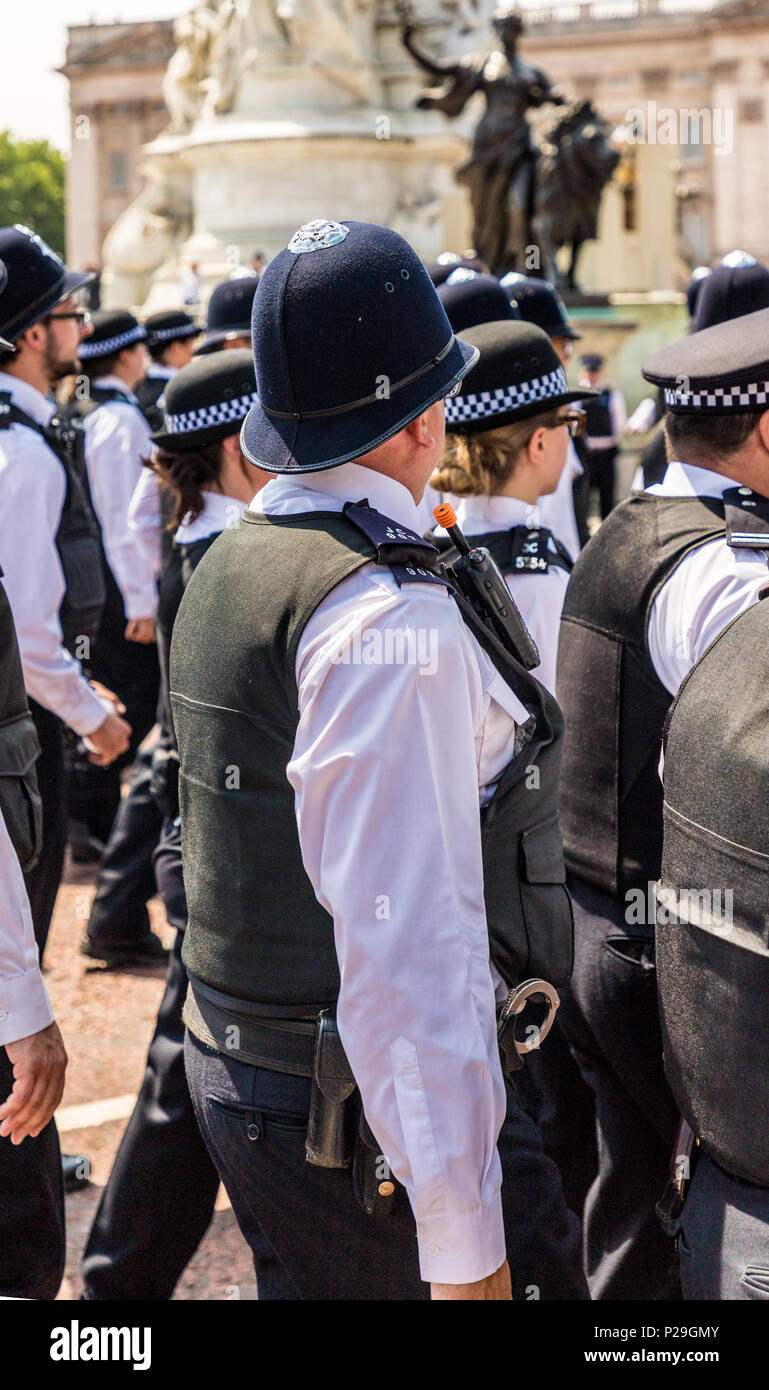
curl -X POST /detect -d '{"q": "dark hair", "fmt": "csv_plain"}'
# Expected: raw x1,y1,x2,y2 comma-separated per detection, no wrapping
148,341,170,364
664,409,765,465
0,347,15,368
150,442,225,530
88,350,122,377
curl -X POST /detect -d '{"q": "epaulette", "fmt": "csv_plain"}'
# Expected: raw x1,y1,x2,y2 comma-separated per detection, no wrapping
722,486,769,553
342,500,450,589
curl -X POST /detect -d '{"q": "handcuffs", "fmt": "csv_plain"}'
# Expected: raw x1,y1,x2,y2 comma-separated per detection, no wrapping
497,978,561,1075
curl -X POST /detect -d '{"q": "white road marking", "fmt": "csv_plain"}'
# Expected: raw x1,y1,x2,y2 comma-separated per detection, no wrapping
56,1093,137,1133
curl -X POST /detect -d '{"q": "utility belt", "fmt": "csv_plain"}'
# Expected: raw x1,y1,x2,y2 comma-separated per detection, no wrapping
186,972,561,1214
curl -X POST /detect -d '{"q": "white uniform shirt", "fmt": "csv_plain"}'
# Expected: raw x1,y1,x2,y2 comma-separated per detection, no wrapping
127,468,163,580
252,461,533,1285
456,494,571,696
84,376,157,620
0,373,105,735
537,439,583,562
174,489,245,545
646,460,769,695
0,804,53,1047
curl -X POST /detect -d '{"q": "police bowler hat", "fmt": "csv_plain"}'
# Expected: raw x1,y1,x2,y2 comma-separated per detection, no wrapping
151,349,258,453
144,309,199,350
500,274,581,341
241,219,478,473
0,224,93,343
690,257,769,334
195,276,260,355
78,309,146,361
0,261,11,351
445,319,594,435
437,271,520,334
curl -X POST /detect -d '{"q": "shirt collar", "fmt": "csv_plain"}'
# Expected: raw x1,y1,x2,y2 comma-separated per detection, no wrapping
175,490,245,544
252,461,425,534
147,365,176,381
455,494,541,532
93,374,138,404
645,459,743,499
0,371,56,427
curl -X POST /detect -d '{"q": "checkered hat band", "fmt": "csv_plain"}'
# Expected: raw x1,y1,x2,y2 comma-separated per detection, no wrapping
445,366,569,424
164,389,259,435
79,325,147,358
664,380,769,409
148,324,197,344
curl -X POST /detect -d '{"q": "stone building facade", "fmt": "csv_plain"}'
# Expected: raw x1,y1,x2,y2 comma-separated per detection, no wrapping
60,1,769,283
59,21,176,270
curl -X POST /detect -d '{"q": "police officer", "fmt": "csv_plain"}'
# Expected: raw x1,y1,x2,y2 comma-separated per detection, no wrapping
71,310,161,879
84,311,200,967
0,225,131,956
172,219,586,1301
435,319,586,694
635,255,769,491
82,351,288,1298
502,274,588,555
194,275,260,356
577,353,627,520
135,310,200,431
556,306,769,1299
656,572,769,1300
0,253,68,1300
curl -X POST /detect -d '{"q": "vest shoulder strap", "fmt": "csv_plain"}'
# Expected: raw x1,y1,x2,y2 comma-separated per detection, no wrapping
721,485,769,554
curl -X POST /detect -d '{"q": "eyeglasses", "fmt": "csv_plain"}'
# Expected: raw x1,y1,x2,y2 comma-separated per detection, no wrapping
549,408,586,439
45,309,92,326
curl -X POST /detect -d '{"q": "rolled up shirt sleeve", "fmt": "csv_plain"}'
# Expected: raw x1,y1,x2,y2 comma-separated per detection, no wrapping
0,806,53,1047
289,574,509,1285
85,406,158,620
0,435,106,736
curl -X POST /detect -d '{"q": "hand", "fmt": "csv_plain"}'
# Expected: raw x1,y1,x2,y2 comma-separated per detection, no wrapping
87,711,132,766
125,617,155,644
431,1259,512,1300
89,681,126,715
0,1021,67,1144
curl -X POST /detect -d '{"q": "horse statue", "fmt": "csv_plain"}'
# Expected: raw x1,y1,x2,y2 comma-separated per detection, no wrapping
531,100,619,291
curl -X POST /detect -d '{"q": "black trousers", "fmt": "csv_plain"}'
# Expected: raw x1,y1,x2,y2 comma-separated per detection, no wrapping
557,875,681,1300
23,701,67,960
0,1048,65,1299
86,744,164,949
678,1155,769,1300
515,1002,598,1221
68,565,159,846
585,446,617,521
185,1029,589,1301
83,821,290,1299
81,930,220,1299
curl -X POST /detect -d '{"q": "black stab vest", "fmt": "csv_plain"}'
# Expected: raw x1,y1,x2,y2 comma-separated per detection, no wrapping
557,489,769,897
584,389,613,440
135,375,167,432
170,506,573,1024
657,594,769,1185
0,395,105,653
0,574,42,870
156,532,220,749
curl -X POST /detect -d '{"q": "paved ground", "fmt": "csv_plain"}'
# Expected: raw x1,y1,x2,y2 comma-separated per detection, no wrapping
46,856,257,1301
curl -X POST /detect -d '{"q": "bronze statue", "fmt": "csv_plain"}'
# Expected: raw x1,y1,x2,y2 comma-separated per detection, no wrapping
399,5,618,289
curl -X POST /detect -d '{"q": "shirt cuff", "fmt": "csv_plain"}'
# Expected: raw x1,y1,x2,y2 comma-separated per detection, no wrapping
416,1188,506,1285
0,968,54,1047
123,590,158,622
65,681,110,738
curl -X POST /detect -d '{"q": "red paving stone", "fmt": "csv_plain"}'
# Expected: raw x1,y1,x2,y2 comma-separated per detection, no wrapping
47,853,257,1301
